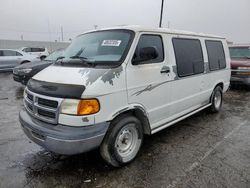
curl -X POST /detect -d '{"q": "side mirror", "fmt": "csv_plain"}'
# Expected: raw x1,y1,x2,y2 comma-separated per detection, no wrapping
132,47,158,65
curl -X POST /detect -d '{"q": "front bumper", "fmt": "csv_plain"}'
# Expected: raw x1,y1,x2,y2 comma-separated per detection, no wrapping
231,76,250,86
231,70,250,86
19,109,110,155
13,74,29,85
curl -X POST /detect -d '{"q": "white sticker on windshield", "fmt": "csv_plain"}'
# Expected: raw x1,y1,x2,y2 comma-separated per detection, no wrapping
102,40,122,47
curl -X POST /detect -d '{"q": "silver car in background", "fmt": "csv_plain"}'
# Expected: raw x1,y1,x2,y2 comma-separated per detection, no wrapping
0,49,39,72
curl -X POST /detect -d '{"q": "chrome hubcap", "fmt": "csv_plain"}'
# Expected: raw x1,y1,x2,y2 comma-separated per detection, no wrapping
214,91,222,109
115,124,140,160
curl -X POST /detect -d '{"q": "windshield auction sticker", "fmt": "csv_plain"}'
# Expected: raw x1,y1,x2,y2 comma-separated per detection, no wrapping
102,40,122,47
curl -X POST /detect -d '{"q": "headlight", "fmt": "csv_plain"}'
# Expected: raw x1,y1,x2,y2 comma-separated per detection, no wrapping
20,68,32,74
60,99,100,116
13,69,18,74
23,89,27,99
238,67,250,70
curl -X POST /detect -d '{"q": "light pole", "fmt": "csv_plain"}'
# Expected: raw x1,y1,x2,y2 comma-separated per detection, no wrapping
61,26,64,42
159,0,164,27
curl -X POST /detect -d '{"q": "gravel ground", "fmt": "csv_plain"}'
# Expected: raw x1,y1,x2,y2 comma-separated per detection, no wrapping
0,72,250,188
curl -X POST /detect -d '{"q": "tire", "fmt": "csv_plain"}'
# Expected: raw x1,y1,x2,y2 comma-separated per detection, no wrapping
210,86,223,113
40,56,46,60
100,114,143,167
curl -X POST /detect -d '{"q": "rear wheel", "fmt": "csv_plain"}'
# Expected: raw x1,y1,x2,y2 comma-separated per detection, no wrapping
100,115,143,167
210,86,223,113
40,56,46,60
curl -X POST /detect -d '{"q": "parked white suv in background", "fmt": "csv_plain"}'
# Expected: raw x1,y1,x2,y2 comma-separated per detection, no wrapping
20,47,49,60
0,49,39,71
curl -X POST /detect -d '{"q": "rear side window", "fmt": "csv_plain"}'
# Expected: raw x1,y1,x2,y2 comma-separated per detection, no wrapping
31,48,45,52
133,34,164,64
173,38,204,77
206,40,226,71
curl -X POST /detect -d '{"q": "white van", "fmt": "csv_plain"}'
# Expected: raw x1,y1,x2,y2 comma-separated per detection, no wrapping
19,26,231,167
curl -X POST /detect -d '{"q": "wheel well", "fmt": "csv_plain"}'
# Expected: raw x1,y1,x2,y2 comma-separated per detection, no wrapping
21,60,30,64
215,82,224,90
40,55,47,60
112,108,151,135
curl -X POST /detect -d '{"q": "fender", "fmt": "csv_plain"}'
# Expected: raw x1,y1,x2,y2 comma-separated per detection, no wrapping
212,80,224,91
109,103,151,135
110,103,148,119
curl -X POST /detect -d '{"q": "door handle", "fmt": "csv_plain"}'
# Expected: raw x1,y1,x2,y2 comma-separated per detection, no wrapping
160,66,170,74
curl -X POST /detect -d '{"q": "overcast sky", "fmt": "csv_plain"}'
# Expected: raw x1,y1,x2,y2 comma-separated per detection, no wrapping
0,0,249,43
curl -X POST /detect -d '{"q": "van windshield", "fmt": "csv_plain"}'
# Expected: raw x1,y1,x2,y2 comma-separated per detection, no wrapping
44,49,64,61
229,47,250,59
61,30,134,67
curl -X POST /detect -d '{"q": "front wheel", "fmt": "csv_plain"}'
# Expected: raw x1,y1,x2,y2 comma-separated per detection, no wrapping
100,115,143,167
210,86,223,113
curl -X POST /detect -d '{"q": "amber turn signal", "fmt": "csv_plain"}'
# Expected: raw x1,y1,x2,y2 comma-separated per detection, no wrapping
77,99,100,115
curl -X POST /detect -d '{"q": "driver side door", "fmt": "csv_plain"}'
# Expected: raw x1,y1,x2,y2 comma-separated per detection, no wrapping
127,33,174,130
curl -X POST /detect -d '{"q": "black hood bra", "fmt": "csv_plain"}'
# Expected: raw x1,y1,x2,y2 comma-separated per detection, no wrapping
27,79,86,99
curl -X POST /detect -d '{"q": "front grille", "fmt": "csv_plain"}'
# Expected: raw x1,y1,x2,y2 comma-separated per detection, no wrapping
27,103,33,112
231,72,236,75
27,93,34,102
24,89,63,124
38,98,58,108
37,109,56,119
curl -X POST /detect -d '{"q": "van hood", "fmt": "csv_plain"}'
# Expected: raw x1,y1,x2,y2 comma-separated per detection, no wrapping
31,64,125,98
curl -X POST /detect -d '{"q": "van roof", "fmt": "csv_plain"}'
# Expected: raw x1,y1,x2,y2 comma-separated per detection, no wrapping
83,25,225,40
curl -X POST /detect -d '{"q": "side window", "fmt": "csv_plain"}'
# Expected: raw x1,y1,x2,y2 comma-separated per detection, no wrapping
133,34,164,64
0,50,3,56
205,40,226,71
23,48,31,52
2,50,17,56
173,38,204,77
31,48,37,52
31,48,45,52
16,52,23,56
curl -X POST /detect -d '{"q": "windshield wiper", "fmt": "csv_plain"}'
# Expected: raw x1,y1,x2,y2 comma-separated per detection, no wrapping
70,55,89,60
69,55,96,67
56,56,65,61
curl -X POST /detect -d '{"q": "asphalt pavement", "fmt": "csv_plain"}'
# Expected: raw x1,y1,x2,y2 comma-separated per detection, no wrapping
0,72,250,188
